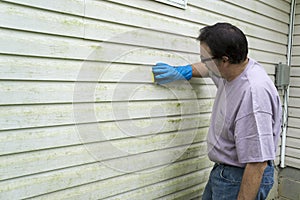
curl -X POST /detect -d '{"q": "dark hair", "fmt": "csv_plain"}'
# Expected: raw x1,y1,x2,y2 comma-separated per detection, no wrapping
197,23,248,64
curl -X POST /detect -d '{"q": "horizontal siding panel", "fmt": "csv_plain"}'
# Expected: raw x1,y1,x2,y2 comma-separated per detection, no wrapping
290,77,300,86
159,183,205,200
259,0,291,13
248,50,286,64
0,2,200,54
290,67,300,76
5,0,291,20
84,21,199,54
1,1,288,57
100,0,288,44
2,156,211,200
0,28,199,64
0,55,215,84
286,147,300,159
260,63,278,75
34,158,209,199
0,2,84,38
0,55,279,83
190,0,289,30
289,87,300,97
0,134,207,180
289,107,300,119
0,81,217,105
89,1,286,47
295,25,300,34
0,115,209,155
291,56,300,64
2,0,85,16
85,0,199,38
285,145,299,169
222,0,290,22
107,171,209,200
288,117,300,129
0,162,120,199
286,137,300,149
0,55,86,81
292,46,300,56
247,37,286,56
287,127,300,139
285,156,300,169
0,55,155,82
296,12,300,20
289,97,300,108
2,0,289,45
3,0,287,59
0,101,211,131
293,35,300,45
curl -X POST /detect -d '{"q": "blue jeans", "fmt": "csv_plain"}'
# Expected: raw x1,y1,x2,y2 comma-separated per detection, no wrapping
202,162,274,200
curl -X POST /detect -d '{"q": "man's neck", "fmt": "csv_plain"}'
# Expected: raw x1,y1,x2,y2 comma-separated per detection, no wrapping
226,58,249,82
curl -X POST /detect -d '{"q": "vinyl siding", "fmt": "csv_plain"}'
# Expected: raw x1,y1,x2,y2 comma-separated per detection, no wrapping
287,0,300,169
0,0,289,199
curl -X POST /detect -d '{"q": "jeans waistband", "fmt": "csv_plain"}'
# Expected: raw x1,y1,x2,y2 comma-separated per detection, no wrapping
215,163,244,169
215,160,274,168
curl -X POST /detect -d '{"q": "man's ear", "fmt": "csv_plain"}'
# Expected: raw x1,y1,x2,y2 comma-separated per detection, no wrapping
222,56,229,63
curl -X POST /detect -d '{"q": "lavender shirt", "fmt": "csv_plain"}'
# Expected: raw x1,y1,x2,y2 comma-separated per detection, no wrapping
207,58,282,167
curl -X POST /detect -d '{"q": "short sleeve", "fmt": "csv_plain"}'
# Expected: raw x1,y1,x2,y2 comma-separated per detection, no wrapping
210,72,222,88
234,84,277,163
235,112,275,163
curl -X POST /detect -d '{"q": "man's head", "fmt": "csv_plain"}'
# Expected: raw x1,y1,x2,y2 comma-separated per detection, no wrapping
197,23,248,64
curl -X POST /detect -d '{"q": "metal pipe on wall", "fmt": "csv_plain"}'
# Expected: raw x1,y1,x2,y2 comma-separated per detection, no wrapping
280,0,296,168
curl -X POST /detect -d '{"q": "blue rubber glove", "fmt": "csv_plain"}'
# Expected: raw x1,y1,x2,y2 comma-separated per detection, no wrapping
152,62,192,84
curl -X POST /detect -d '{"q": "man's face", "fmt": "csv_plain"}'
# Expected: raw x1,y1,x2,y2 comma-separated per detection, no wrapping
200,43,222,77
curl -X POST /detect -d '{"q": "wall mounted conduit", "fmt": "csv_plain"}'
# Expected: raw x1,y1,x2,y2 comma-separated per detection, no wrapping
280,0,296,169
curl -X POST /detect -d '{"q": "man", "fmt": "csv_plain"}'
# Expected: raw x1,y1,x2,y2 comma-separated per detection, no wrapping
152,23,282,200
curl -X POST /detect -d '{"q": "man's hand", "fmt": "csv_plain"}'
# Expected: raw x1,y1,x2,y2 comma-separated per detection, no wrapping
152,62,192,84
238,162,268,200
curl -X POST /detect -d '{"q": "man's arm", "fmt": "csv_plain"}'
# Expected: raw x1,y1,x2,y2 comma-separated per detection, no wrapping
152,62,209,84
191,62,209,78
238,162,268,200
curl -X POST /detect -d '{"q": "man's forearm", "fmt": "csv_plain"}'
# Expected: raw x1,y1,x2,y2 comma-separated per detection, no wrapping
191,62,209,77
238,162,268,200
